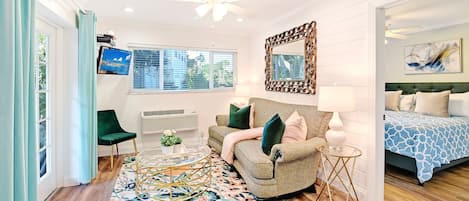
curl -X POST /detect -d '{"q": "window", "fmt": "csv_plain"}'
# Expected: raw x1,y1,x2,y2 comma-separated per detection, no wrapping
132,47,236,92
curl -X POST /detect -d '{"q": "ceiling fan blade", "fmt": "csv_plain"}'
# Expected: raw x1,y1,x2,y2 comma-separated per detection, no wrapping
195,4,212,17
385,32,408,39
172,0,208,3
225,3,246,15
219,0,240,3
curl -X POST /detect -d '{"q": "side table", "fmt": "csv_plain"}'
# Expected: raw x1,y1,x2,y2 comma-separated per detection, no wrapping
316,145,362,201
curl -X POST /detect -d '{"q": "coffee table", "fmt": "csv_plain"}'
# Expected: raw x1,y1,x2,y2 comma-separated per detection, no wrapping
135,145,212,201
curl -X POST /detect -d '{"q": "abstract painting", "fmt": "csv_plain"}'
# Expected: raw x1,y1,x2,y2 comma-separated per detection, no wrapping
404,39,461,74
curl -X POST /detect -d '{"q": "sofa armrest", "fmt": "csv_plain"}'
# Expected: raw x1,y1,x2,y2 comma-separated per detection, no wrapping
216,115,229,126
270,137,326,162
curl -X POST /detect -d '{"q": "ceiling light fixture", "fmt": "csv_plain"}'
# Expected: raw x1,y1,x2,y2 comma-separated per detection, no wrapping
212,3,227,21
123,7,134,13
194,1,235,22
236,17,243,22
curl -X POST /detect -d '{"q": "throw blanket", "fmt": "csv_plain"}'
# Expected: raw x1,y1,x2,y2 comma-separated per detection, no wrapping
385,111,469,183
221,127,264,164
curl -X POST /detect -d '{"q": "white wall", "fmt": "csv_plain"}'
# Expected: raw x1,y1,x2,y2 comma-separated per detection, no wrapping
385,23,469,82
247,0,376,199
96,18,251,155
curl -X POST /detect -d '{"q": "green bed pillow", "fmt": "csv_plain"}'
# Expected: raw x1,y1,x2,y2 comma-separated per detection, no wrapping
261,114,286,155
228,104,251,129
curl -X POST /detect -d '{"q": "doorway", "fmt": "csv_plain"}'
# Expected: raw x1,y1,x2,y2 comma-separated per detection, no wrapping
36,18,58,201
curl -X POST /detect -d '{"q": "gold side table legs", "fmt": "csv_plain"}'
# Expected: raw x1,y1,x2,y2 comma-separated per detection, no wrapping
316,153,360,201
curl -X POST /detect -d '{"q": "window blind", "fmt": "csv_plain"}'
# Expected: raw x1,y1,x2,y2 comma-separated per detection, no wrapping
132,47,236,91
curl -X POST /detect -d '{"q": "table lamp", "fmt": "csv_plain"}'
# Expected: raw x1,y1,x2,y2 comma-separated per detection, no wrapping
317,86,356,147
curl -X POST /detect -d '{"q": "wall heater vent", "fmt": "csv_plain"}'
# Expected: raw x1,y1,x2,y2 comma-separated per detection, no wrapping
140,109,198,135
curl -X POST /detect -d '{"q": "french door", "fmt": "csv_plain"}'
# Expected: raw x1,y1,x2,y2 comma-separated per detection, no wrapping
36,18,57,201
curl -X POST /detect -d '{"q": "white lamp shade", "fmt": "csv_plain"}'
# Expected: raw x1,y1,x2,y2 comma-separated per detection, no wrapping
318,86,356,112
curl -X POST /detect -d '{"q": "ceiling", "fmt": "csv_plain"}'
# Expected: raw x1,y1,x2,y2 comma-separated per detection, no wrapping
82,0,312,34
386,0,469,34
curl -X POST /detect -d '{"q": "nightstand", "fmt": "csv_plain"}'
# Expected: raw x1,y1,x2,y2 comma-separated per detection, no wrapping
316,145,362,201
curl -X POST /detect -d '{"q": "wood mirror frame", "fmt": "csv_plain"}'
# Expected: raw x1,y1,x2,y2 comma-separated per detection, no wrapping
264,21,317,94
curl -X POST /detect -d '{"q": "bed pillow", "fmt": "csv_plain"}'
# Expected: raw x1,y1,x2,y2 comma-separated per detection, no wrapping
399,94,416,112
415,91,450,117
228,104,251,129
282,111,308,143
448,92,469,117
385,90,402,111
231,103,255,128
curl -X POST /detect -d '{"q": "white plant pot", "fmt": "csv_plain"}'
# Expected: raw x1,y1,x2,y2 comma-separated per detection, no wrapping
174,143,185,153
161,145,174,155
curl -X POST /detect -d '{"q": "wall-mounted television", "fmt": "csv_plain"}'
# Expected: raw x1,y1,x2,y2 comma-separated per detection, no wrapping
97,46,132,75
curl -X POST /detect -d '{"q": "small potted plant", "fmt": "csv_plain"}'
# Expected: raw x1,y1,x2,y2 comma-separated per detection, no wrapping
160,129,183,154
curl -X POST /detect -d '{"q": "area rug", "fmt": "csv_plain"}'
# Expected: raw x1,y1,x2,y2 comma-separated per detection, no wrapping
111,151,257,201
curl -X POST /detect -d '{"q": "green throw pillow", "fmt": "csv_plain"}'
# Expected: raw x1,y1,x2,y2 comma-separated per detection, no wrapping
228,104,251,129
261,114,285,155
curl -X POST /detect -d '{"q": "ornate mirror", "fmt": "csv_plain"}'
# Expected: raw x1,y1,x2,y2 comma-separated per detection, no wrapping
265,21,317,94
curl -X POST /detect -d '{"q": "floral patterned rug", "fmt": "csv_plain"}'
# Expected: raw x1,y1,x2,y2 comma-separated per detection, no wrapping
111,151,257,201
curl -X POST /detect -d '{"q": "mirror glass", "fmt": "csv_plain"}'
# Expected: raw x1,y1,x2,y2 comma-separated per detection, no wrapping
271,39,305,81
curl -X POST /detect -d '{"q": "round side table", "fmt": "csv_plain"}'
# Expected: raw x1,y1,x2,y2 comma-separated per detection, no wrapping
316,145,362,201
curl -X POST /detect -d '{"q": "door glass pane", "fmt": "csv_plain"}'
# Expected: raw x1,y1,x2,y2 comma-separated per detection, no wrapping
39,149,47,177
39,121,46,149
37,34,48,90
39,92,46,120
36,32,49,179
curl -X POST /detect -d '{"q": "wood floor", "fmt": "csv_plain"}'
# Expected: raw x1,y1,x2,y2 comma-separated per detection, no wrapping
47,155,347,201
384,162,469,201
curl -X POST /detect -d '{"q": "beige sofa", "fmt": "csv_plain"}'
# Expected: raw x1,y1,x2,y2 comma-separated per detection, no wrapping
208,97,332,198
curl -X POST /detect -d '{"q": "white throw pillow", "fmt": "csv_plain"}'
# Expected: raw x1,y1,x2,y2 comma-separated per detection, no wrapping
282,111,308,143
399,94,416,112
449,92,469,117
231,102,255,128
385,91,402,111
415,91,450,117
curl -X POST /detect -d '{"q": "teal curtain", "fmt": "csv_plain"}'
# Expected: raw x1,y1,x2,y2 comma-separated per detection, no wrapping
0,0,37,200
77,11,98,184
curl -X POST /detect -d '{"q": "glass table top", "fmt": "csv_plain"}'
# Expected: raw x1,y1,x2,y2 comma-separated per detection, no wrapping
318,145,362,158
136,145,211,168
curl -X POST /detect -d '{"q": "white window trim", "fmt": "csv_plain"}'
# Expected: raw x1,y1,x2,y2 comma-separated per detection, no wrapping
127,43,238,94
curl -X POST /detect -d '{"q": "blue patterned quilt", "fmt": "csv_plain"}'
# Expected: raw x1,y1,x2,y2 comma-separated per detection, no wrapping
385,111,469,183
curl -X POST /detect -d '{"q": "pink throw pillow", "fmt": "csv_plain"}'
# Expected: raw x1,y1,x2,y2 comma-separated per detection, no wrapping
282,111,307,143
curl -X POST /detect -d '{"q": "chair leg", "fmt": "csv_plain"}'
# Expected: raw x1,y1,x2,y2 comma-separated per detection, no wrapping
116,144,119,155
110,145,114,169
132,139,138,155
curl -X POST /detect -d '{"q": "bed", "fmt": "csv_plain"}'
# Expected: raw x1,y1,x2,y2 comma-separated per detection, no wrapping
385,82,469,184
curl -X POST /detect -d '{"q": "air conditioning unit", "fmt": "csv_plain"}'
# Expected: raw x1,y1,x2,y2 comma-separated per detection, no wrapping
140,109,198,135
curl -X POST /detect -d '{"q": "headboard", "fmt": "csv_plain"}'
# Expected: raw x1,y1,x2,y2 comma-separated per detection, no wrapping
385,82,469,95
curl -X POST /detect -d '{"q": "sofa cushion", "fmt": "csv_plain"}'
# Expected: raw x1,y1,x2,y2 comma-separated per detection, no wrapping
249,97,332,139
228,104,252,129
234,140,274,179
208,125,241,143
261,114,285,155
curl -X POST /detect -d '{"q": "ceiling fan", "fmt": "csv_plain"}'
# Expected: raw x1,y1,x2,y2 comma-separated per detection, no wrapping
174,0,245,21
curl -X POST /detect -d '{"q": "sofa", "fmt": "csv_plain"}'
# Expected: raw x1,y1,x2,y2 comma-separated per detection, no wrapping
208,97,332,198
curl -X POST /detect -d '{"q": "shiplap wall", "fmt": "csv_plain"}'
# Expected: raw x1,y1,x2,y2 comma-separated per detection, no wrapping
247,0,374,199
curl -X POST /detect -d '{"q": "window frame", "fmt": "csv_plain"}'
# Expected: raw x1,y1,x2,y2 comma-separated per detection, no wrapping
128,44,237,94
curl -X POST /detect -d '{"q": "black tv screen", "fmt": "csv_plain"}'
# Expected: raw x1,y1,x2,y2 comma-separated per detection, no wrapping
97,46,132,75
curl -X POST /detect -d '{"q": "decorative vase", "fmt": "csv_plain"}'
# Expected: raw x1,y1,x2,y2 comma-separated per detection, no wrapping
161,145,174,155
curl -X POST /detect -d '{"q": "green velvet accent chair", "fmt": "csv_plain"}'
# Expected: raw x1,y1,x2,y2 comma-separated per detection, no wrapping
98,110,137,168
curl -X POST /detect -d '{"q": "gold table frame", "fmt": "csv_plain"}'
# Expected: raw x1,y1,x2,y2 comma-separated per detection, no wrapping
135,146,212,201
316,145,362,201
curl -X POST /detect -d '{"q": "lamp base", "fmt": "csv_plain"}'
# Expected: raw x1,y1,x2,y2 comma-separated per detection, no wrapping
325,129,346,147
